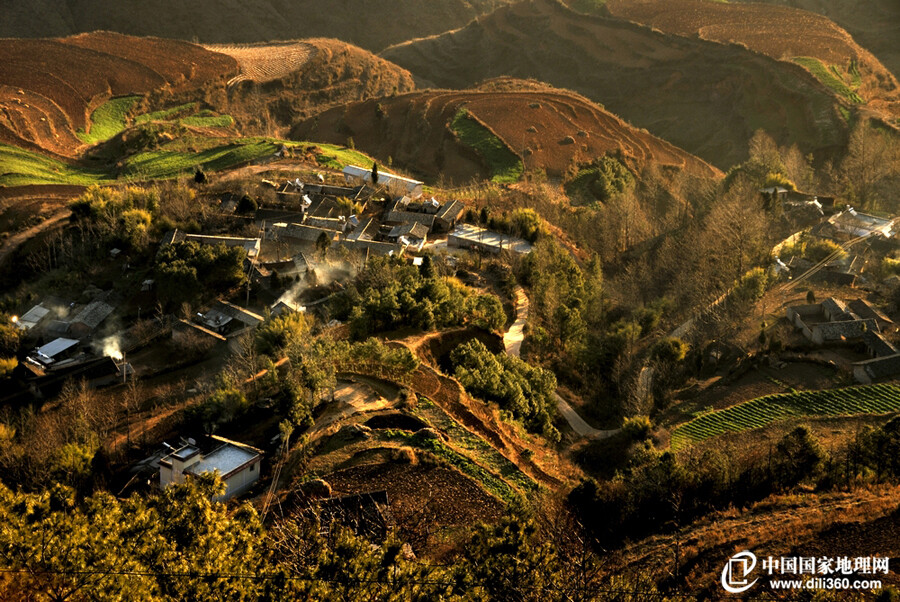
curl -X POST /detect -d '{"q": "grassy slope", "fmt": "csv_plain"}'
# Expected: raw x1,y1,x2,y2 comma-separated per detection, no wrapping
0,143,112,186
77,96,141,144
450,108,524,183
793,57,863,104
671,383,900,449
1,139,377,186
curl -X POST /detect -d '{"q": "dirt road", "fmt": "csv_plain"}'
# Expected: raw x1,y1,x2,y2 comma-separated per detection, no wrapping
0,208,70,269
504,285,619,440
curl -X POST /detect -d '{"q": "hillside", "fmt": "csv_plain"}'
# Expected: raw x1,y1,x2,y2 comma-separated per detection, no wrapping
290,80,721,184
0,33,415,169
201,38,416,137
0,0,515,53
380,0,851,170
605,0,900,116
735,0,900,79
0,32,237,157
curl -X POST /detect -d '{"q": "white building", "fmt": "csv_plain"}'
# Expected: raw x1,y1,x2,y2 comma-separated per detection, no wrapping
828,209,895,238
159,437,263,501
342,165,423,198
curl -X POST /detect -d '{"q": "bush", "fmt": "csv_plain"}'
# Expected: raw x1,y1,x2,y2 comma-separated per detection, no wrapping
650,338,689,363
622,415,652,441
564,155,634,205
236,194,258,214
256,311,311,356
450,339,557,438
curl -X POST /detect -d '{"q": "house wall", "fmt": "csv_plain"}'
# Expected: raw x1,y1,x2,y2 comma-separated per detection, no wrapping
216,460,262,502
854,365,873,384
786,307,815,341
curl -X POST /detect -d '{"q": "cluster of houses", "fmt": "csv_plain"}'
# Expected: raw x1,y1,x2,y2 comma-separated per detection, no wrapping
263,165,467,259
785,297,900,383
773,192,899,287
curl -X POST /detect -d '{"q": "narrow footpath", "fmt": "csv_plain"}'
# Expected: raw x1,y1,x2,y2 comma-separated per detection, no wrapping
503,286,619,440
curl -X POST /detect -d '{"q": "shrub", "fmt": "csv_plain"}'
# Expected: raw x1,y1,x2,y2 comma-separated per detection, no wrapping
236,194,258,214
450,339,557,438
622,415,652,441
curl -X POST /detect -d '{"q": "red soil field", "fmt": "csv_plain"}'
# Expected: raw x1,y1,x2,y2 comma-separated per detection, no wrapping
291,81,721,184
0,32,238,157
65,31,238,88
606,0,900,107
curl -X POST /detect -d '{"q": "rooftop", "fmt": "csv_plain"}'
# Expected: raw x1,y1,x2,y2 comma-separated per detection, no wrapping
187,443,260,479
71,300,115,330
35,337,79,361
388,221,429,240
449,223,533,254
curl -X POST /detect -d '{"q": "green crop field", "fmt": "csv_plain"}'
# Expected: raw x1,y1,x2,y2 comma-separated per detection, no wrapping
0,144,111,186
2,137,377,186
179,113,235,128
451,108,524,184
135,102,197,124
78,95,142,144
313,143,381,171
671,384,900,450
793,57,863,104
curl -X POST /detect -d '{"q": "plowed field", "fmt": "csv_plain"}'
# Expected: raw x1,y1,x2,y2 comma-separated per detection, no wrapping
204,41,316,85
381,0,850,169
291,83,721,183
0,33,237,157
606,0,900,110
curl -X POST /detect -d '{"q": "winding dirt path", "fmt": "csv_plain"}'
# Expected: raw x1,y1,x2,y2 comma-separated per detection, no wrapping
0,208,70,269
505,285,619,440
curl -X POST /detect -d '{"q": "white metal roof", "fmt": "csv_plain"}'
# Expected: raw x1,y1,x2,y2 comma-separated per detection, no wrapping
35,338,79,360
188,444,259,478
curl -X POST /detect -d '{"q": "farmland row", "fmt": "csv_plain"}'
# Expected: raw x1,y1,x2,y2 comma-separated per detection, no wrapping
671,384,900,450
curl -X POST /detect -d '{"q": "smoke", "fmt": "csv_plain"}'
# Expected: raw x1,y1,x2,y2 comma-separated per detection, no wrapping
100,337,124,361
275,263,355,308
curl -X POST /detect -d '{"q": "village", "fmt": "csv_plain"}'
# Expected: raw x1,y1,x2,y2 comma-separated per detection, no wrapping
1,162,540,501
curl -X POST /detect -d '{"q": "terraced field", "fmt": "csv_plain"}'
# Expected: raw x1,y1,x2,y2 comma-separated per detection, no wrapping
671,384,900,450
381,0,852,169
0,33,237,157
204,41,317,85
605,0,900,112
291,84,721,183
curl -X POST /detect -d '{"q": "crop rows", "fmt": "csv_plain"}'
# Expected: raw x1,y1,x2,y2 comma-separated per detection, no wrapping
205,42,315,85
671,384,900,450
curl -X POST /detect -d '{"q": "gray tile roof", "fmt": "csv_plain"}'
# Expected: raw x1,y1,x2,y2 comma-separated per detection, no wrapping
813,319,877,342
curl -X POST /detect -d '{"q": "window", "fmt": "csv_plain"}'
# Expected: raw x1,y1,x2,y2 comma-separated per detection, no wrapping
250,464,255,472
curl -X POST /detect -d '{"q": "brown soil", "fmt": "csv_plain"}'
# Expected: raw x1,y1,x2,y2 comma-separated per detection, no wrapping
291,83,721,183
0,0,516,54
606,0,900,114
324,461,505,527
739,0,900,79
615,485,900,596
381,0,850,169
0,32,236,156
364,413,429,431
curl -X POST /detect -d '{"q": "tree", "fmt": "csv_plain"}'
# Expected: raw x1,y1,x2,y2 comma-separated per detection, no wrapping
839,120,899,210
371,162,379,186
315,231,331,259
194,168,207,184
772,426,826,489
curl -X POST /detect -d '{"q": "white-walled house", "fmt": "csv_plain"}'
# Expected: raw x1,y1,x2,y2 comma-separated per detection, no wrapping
342,165,423,198
159,437,263,501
